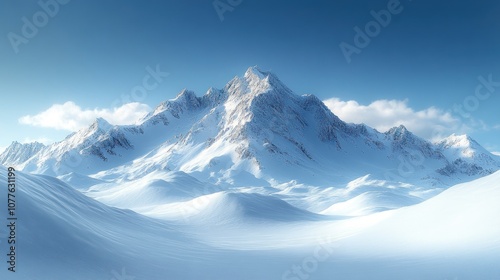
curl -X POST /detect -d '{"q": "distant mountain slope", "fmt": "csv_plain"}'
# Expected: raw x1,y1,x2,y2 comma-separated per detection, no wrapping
0,141,45,167
436,134,500,176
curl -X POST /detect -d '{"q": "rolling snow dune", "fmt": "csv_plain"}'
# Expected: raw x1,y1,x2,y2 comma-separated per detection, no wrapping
321,190,423,216
85,170,214,209
136,190,335,224
176,191,330,223
0,167,219,280
341,170,500,256
317,170,500,279
0,166,385,279
57,171,107,190
1,166,500,279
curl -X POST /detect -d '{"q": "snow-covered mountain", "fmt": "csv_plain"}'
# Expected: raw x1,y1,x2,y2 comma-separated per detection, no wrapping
435,134,500,176
3,66,498,188
14,117,141,175
0,141,45,166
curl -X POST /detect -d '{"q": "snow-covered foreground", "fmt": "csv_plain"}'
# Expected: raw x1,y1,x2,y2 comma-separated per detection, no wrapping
1,166,499,280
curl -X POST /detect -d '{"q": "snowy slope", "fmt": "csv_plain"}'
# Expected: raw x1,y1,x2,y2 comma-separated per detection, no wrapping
57,172,108,190
328,170,500,279
85,170,215,209
141,191,330,224
436,134,500,176
2,168,500,279
0,141,45,167
320,190,423,216
0,166,219,280
343,170,500,254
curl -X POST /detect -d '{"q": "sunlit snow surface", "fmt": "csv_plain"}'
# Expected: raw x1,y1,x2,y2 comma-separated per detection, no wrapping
1,166,500,279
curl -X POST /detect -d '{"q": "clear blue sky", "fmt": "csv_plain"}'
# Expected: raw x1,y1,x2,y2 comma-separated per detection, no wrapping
1,0,499,152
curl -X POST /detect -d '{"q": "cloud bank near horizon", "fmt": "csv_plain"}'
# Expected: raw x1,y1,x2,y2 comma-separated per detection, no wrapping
323,98,466,141
19,101,151,131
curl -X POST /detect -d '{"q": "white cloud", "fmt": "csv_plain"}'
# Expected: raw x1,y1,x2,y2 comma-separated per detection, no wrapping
323,98,463,140
19,101,151,131
492,152,500,156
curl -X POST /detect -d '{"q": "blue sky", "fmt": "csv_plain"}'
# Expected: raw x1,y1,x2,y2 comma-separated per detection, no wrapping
1,0,499,153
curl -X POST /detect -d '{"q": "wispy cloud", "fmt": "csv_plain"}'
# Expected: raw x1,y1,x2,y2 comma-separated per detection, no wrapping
323,98,462,140
19,101,151,131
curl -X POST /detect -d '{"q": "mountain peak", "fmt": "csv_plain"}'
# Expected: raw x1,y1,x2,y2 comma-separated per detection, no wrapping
244,66,287,89
174,88,195,100
244,66,268,81
438,134,484,154
78,117,115,139
385,125,410,139
9,140,21,146
224,66,292,100
393,124,408,132
441,134,473,146
172,89,201,108
202,87,227,106
92,117,113,131
436,134,499,172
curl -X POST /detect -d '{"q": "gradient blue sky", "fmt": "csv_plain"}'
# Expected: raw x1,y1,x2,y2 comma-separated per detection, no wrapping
1,0,499,152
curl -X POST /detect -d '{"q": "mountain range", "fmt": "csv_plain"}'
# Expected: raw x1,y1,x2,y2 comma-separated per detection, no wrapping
2,67,498,187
